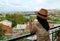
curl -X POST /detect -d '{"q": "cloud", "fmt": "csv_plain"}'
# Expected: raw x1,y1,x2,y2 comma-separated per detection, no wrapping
0,0,60,12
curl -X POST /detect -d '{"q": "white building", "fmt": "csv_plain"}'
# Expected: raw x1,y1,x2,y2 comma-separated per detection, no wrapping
16,24,26,29
0,20,12,27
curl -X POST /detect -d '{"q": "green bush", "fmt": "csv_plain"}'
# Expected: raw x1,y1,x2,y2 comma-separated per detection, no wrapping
0,26,5,40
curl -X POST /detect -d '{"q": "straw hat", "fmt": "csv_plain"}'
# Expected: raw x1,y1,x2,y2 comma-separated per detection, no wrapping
35,8,48,19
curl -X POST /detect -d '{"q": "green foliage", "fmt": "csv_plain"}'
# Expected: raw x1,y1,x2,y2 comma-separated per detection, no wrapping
49,16,60,23
5,14,27,27
14,14,27,24
0,17,6,21
5,14,12,21
53,28,60,41
4,35,12,40
0,26,5,40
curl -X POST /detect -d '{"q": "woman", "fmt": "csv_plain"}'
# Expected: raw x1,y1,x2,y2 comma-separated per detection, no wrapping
30,8,50,41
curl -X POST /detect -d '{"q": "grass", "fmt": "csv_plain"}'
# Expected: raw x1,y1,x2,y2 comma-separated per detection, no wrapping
3,35,12,40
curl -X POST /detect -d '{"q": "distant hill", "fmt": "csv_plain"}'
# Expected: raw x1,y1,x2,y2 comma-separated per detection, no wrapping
0,9,60,15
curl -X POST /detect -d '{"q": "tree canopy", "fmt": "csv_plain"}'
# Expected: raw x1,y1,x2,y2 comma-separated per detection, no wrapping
5,14,27,27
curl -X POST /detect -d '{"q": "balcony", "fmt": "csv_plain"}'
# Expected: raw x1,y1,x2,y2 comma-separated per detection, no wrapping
4,26,60,41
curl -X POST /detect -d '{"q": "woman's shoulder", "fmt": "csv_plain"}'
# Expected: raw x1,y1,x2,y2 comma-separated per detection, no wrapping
32,21,39,24
32,21,41,26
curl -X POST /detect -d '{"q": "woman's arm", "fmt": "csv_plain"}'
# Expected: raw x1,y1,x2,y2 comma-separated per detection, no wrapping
29,20,36,34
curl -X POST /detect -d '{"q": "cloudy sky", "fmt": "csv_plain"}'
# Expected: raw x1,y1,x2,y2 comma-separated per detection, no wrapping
0,0,60,12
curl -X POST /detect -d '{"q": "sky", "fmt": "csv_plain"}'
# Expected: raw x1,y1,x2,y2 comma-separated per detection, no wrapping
0,0,60,12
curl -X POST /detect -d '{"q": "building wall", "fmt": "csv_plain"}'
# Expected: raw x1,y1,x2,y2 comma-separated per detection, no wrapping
0,23,12,34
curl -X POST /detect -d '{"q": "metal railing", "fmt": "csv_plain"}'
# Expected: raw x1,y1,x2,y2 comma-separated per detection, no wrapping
7,26,60,41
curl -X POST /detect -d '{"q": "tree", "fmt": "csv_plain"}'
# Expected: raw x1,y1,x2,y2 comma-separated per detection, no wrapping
0,17,6,21
5,14,16,27
14,14,27,24
5,14,27,27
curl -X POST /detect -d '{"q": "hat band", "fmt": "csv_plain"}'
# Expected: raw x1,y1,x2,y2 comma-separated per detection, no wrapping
38,12,47,17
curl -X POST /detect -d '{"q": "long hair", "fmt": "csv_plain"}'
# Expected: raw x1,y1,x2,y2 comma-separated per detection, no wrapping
37,16,49,31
